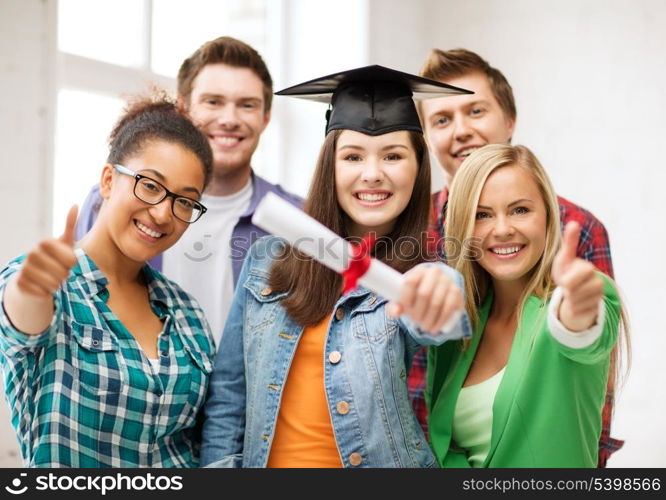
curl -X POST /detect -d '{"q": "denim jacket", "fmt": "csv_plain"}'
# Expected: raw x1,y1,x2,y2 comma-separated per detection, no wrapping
201,236,471,468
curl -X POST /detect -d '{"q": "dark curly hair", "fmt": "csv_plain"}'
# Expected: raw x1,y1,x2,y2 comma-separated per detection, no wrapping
107,90,213,187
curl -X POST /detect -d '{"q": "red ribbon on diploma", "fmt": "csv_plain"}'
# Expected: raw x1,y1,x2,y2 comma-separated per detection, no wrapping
341,233,377,294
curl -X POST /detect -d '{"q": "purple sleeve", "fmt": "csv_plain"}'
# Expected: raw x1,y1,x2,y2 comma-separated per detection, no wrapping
75,184,103,241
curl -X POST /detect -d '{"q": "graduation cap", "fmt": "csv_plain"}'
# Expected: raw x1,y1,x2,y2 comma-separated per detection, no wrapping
275,64,473,136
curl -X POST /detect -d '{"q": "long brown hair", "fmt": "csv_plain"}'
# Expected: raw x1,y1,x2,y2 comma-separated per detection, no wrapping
269,129,432,326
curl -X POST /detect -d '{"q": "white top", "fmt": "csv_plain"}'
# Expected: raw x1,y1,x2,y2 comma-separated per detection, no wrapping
453,367,505,467
163,178,253,348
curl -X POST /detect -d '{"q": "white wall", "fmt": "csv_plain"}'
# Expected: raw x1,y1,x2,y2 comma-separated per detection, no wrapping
0,0,56,264
0,0,55,465
416,0,666,467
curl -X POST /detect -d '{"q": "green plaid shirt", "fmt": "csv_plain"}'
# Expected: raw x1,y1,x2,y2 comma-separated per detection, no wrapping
0,248,215,467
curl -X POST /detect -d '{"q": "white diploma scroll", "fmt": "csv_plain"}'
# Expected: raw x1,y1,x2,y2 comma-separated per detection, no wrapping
252,192,463,335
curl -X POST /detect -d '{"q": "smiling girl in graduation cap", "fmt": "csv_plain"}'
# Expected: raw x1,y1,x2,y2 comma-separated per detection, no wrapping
201,66,473,468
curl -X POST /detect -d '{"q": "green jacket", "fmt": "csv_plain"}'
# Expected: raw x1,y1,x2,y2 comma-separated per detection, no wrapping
426,274,620,467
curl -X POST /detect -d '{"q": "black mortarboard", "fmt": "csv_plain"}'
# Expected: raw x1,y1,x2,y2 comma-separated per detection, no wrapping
275,64,473,136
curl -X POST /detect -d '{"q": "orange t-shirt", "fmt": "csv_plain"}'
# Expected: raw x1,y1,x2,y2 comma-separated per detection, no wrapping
267,316,342,468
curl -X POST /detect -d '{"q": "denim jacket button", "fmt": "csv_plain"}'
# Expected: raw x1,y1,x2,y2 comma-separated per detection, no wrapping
335,308,345,321
328,351,342,364
336,401,350,415
349,453,363,466
260,287,272,296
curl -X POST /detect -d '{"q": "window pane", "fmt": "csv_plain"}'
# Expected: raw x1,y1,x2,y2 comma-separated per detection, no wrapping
58,0,146,68
53,89,124,236
151,0,267,77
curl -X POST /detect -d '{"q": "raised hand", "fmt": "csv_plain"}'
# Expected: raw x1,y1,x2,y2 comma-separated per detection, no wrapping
387,265,463,334
14,205,79,298
552,221,604,332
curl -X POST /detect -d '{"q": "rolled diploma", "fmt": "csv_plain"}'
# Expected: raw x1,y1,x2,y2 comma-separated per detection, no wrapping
252,192,463,334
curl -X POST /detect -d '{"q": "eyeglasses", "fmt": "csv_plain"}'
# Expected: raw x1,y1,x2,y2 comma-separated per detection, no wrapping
113,164,207,223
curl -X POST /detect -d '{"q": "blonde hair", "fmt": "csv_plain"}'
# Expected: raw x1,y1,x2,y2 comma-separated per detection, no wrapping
446,143,631,390
445,144,561,329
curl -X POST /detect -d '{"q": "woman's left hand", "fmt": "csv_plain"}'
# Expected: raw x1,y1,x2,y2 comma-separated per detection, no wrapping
387,265,463,334
552,221,605,332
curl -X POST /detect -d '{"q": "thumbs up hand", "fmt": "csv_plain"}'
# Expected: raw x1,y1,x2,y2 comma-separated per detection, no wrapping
15,205,79,298
551,221,604,332
59,204,78,247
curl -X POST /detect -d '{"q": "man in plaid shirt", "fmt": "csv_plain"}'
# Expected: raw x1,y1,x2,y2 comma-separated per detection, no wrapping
412,48,620,467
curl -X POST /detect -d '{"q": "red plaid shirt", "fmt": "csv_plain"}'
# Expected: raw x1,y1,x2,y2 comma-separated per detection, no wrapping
409,188,622,467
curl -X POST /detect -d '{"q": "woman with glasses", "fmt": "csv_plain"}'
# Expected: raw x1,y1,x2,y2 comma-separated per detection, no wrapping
0,94,216,467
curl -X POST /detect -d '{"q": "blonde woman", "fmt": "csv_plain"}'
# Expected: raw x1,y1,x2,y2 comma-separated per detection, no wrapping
426,144,629,467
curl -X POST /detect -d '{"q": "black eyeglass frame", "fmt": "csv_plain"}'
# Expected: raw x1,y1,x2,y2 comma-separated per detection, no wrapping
113,164,207,223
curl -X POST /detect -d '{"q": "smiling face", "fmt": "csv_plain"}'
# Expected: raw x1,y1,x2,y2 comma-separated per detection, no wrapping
186,63,270,181
335,130,418,238
421,71,515,180
99,140,206,263
473,164,547,290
